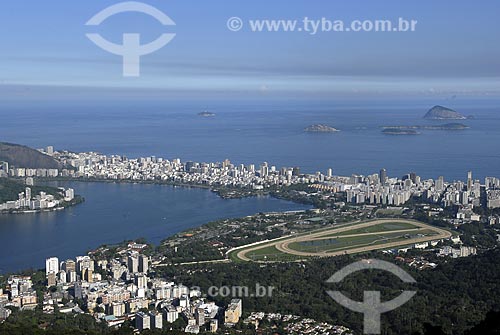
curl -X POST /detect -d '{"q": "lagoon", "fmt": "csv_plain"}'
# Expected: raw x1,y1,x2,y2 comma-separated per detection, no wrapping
0,181,309,273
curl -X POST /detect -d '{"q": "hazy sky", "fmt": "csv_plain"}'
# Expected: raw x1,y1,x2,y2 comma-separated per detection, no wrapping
0,0,499,100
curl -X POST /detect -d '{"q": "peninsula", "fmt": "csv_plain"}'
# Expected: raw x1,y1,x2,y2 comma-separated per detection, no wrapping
0,177,83,214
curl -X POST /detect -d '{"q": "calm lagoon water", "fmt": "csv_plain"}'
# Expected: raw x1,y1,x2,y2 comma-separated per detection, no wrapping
0,181,309,273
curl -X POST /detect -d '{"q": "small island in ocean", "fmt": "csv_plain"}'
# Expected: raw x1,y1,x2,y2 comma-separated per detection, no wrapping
422,123,470,130
423,105,469,120
304,124,340,133
382,123,470,131
198,111,216,117
382,128,420,135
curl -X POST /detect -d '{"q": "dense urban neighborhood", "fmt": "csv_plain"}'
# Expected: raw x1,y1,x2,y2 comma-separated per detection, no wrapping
1,146,500,334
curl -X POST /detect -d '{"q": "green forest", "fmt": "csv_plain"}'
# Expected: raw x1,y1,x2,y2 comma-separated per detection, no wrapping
156,250,500,335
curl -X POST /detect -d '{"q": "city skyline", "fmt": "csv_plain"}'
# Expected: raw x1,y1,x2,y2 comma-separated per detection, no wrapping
1,1,500,334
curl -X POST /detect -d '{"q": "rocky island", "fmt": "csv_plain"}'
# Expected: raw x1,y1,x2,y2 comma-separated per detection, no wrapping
304,124,340,133
423,105,468,120
382,123,470,131
382,128,420,135
198,111,216,117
